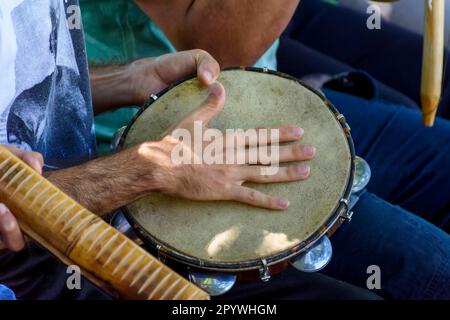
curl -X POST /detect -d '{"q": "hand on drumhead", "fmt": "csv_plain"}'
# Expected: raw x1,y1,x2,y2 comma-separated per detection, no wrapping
0,145,43,251
136,82,315,211
129,49,220,105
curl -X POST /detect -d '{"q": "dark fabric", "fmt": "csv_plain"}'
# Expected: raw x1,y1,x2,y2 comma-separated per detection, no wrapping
322,88,450,232
0,244,381,300
324,190,450,300
278,37,419,109
220,267,381,300
0,244,111,300
0,0,96,170
278,0,450,117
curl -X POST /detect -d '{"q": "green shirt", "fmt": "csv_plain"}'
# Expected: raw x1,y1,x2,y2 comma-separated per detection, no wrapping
80,0,279,153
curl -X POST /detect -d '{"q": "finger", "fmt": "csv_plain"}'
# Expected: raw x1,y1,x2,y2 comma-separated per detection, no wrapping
192,49,220,86
21,152,44,174
225,143,315,165
0,204,25,252
256,144,316,165
176,82,225,129
0,234,30,250
153,49,219,88
275,144,315,162
3,145,44,173
238,164,310,183
225,126,304,147
228,186,290,211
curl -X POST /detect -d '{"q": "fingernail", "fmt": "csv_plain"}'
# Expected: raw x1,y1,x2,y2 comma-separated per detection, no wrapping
296,165,310,177
293,127,304,137
203,70,213,84
209,83,222,97
304,145,316,157
278,198,290,209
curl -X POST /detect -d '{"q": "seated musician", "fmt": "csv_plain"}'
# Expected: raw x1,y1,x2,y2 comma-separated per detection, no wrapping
278,0,450,117
0,0,382,300
78,0,450,299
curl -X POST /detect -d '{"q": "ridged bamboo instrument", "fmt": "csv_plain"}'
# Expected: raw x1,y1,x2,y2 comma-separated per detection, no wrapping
421,0,445,127
0,146,209,300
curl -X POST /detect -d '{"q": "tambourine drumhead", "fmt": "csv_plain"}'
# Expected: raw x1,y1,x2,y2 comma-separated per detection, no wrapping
121,69,353,269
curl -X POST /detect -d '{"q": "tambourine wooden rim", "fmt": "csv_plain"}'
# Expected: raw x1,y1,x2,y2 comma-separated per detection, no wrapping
116,67,356,272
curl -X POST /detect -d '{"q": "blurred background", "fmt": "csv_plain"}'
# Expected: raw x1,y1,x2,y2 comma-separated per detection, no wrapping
340,0,450,37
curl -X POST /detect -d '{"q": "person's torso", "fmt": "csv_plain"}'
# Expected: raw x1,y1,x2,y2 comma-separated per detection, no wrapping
80,0,279,69
79,0,279,154
0,0,96,170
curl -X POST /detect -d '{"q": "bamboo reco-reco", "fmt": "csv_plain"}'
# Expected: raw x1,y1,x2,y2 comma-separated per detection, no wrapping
421,0,445,127
0,146,209,300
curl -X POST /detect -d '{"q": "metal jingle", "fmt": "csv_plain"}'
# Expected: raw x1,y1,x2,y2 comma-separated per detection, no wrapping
290,235,333,273
352,156,371,193
188,271,237,296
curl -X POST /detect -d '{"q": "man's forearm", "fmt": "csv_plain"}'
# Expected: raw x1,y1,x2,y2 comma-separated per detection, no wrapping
89,63,140,115
44,145,161,216
135,0,300,67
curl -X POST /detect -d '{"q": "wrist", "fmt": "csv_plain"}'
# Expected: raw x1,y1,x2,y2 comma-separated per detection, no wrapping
90,63,139,113
45,146,168,215
127,58,157,106
129,141,173,195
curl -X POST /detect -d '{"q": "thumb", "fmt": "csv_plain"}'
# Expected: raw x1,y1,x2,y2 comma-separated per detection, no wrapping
176,82,226,130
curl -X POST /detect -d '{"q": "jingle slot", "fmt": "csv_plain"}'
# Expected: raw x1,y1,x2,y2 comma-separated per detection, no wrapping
352,156,371,194
188,271,237,296
289,235,333,273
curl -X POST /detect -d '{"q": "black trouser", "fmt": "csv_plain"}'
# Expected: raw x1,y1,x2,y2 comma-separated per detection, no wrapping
0,245,380,300
0,245,110,300
220,266,380,300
